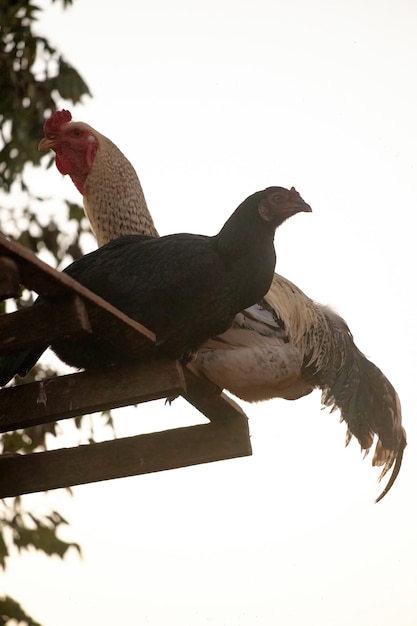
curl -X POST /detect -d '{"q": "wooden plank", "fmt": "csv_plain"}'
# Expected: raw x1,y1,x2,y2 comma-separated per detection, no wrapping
0,236,249,427
0,295,92,354
182,366,248,423
0,360,186,432
0,257,21,300
0,418,252,497
0,234,254,497
0,234,156,353
0,234,87,298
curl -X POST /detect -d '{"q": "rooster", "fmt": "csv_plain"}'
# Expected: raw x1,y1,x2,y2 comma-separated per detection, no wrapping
38,109,159,243
32,110,406,501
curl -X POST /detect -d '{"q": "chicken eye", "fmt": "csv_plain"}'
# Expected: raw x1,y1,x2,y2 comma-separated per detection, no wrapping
71,128,82,137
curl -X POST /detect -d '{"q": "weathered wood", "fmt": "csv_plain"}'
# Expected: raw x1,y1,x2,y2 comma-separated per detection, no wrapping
0,234,88,298
0,256,21,300
0,234,253,496
0,418,252,497
182,366,247,423
0,360,187,432
0,234,156,355
0,295,92,354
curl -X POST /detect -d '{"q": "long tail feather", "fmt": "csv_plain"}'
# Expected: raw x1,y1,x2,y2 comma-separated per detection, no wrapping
264,275,405,500
306,305,405,499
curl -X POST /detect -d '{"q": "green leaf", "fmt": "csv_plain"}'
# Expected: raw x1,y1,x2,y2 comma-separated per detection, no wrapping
0,3,91,192
0,595,43,626
0,533,9,570
12,513,82,559
53,58,92,103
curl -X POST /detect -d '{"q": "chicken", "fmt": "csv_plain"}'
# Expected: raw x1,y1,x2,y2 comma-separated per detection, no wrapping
31,110,406,501
0,186,311,378
38,109,159,243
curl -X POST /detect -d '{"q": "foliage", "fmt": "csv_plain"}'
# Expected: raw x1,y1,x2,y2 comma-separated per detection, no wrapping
0,498,81,569
0,1,93,624
0,596,43,626
0,0,90,192
0,0,93,454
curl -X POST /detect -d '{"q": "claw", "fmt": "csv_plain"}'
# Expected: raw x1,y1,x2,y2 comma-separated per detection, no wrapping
165,395,179,406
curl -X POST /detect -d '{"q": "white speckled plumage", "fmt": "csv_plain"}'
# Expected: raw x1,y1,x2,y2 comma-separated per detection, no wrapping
82,131,159,245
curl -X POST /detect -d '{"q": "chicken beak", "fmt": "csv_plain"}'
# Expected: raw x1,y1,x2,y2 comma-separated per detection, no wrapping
278,200,312,222
299,201,312,213
38,137,56,152
286,199,312,217
288,187,312,214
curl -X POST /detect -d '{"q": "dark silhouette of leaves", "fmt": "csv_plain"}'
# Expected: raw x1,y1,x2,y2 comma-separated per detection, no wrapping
0,596,43,626
0,2,93,624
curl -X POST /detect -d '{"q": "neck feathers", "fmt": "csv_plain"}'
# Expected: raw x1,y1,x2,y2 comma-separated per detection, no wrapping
215,198,277,258
83,134,159,246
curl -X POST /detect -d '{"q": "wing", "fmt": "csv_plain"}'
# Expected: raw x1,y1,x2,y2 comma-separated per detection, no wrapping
63,233,234,359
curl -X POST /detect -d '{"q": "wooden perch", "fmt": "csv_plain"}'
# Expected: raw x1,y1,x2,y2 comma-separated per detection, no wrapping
0,418,251,497
0,360,187,433
0,233,156,355
0,234,252,496
0,295,92,354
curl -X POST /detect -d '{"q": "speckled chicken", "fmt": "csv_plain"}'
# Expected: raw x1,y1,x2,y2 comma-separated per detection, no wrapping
38,109,158,243
32,111,407,500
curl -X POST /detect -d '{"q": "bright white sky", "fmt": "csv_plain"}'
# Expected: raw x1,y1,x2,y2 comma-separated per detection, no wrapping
4,1,417,625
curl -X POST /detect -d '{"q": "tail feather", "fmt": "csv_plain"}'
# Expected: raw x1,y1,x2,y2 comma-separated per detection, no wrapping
265,275,405,500
307,305,406,499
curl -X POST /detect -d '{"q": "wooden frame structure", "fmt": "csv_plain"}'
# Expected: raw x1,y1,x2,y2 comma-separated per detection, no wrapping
0,234,252,498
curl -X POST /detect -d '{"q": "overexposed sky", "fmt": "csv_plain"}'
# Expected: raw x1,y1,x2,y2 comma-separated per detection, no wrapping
4,1,417,625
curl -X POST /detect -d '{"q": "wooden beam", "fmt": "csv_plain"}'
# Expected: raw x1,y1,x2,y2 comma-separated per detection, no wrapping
0,234,254,496
0,417,252,497
0,234,156,354
0,234,88,298
0,360,187,432
0,256,21,300
182,366,248,424
0,295,92,354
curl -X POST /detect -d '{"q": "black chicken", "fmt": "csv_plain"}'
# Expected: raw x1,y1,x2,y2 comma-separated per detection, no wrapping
0,186,311,379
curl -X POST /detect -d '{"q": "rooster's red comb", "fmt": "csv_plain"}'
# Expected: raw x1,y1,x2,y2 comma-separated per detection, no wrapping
43,109,72,134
